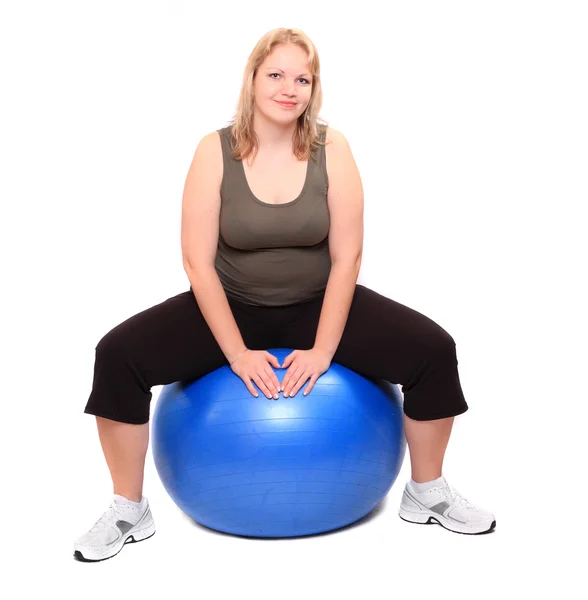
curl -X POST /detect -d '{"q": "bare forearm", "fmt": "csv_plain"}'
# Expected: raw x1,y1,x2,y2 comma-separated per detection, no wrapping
184,266,246,364
313,261,360,358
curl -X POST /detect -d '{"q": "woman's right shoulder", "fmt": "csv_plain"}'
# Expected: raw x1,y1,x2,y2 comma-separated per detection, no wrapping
194,129,225,185
201,128,229,159
203,126,230,144
201,128,224,148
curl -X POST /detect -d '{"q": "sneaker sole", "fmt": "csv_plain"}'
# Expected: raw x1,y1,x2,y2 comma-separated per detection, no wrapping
399,506,496,535
74,518,156,562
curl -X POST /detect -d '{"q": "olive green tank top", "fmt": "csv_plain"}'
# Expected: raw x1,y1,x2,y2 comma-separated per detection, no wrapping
214,124,331,307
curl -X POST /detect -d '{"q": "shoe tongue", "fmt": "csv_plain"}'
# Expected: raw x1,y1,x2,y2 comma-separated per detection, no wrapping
113,494,140,507
425,475,447,490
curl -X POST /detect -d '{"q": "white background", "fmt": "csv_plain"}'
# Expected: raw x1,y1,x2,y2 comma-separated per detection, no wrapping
1,0,586,597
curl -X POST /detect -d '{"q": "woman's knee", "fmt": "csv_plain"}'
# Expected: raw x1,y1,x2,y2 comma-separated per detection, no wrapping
85,327,153,424
95,324,136,364
424,326,456,358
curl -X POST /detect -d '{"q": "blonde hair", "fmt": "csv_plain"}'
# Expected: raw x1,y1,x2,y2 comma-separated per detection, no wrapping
226,28,329,164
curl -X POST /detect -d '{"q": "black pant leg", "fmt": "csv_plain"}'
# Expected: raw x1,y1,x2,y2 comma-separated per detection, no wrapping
279,284,469,421
84,290,277,424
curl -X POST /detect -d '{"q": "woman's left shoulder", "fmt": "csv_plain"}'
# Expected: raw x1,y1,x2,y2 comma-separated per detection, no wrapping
322,126,349,148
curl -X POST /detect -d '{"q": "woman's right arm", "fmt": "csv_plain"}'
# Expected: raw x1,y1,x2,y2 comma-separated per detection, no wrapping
180,132,246,365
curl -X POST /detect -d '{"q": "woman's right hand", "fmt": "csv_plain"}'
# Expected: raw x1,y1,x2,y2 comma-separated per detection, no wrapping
230,349,282,399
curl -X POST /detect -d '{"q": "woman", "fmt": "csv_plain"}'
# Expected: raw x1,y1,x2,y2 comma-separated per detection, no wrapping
74,28,496,563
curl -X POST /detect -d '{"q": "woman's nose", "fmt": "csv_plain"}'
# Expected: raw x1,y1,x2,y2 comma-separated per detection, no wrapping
282,81,296,94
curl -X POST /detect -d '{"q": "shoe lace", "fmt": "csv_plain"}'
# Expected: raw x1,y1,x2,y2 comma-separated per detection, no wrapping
440,484,476,510
90,505,118,533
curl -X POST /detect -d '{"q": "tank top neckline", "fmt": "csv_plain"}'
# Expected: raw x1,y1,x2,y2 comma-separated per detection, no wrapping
238,157,310,208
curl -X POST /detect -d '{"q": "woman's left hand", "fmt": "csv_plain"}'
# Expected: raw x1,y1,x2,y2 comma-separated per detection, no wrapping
280,348,333,397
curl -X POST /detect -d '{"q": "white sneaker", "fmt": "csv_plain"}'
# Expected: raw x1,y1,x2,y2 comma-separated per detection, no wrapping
74,495,156,562
399,477,496,535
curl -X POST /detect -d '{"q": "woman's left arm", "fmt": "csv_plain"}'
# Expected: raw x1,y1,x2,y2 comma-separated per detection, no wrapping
313,127,364,359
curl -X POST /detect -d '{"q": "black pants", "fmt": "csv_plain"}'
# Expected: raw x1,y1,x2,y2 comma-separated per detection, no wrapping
84,284,469,425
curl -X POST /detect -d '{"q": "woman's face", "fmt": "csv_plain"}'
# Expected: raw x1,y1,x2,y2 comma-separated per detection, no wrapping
253,44,313,123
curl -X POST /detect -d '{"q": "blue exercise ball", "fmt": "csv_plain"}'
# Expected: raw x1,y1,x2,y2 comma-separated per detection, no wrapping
152,348,406,538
